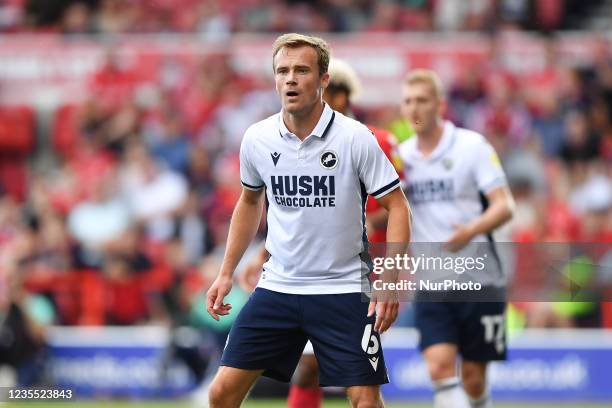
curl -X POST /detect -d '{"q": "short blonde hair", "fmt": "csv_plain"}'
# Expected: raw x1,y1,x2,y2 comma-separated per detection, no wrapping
272,33,331,76
404,69,445,99
327,58,362,101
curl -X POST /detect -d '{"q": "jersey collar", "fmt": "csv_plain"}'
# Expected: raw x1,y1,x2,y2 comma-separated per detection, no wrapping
416,120,456,161
278,103,335,139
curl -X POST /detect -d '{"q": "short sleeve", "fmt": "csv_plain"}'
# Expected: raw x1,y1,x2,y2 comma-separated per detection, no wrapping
352,127,401,199
239,131,264,190
473,140,507,193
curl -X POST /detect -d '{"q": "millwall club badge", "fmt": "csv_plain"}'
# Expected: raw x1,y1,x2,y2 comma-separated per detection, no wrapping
442,157,453,171
320,151,338,170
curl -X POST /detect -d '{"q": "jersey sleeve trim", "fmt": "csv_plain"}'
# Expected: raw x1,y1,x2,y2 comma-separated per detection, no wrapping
241,180,265,191
371,178,401,199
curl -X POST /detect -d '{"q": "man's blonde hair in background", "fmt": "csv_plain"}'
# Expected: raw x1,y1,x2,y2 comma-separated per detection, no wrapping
272,33,331,76
327,58,363,101
404,69,445,100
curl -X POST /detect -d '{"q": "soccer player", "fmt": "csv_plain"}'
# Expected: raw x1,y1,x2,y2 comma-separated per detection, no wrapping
239,58,404,408
285,58,404,408
205,34,411,408
397,70,515,408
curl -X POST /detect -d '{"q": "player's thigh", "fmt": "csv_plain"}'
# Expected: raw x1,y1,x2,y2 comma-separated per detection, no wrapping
209,366,263,405
302,293,388,387
458,301,507,361
293,352,319,388
346,384,383,408
221,288,308,382
414,301,459,351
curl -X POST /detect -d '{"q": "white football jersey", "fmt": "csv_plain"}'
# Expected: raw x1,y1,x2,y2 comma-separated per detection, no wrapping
399,121,508,286
240,103,400,294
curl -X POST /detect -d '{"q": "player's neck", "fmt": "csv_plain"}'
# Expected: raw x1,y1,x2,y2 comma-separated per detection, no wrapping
416,120,445,157
282,101,325,141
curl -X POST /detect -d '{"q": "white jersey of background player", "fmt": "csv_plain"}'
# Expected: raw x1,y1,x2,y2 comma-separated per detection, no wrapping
398,69,514,408
399,119,507,287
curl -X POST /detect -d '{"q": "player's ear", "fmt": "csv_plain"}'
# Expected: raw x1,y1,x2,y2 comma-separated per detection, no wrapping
320,71,330,89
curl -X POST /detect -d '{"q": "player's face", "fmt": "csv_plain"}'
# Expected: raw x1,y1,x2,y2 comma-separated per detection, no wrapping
400,82,445,135
274,46,329,116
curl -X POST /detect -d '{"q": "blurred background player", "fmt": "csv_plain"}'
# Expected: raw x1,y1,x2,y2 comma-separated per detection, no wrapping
398,69,515,408
239,57,405,408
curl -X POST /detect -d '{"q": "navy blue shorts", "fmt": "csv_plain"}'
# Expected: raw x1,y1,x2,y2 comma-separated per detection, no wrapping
220,288,389,387
414,299,507,361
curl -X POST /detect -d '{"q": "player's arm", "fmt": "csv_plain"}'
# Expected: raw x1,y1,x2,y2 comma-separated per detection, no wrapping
445,185,514,252
446,138,515,251
369,188,411,333
237,245,269,293
206,187,265,320
471,185,514,235
355,126,411,333
376,188,411,244
365,208,389,231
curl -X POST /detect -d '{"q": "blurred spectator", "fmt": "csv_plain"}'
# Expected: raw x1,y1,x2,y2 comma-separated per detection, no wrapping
0,0,25,32
119,143,188,242
206,153,241,246
187,145,215,199
89,51,141,116
560,110,600,166
60,2,92,34
146,109,191,175
365,1,401,31
93,0,136,34
67,170,131,256
448,65,486,127
466,72,532,156
0,274,52,386
101,254,165,325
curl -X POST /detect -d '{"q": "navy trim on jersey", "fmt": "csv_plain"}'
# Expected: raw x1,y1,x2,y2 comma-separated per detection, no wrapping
359,181,373,274
320,111,336,139
241,180,265,190
277,108,335,139
371,178,400,197
478,191,503,278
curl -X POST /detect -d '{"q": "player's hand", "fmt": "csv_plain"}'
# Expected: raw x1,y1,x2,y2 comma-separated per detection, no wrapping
238,258,264,293
368,292,399,334
444,223,476,252
206,275,233,321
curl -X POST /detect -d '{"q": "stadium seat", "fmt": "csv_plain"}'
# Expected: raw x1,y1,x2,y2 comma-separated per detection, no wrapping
0,105,35,153
52,104,81,158
0,105,35,201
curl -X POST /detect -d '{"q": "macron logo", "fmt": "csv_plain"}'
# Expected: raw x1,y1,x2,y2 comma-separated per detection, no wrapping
369,356,379,371
271,152,281,166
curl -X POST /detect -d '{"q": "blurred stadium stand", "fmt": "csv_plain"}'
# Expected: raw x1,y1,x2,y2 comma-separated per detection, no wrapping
0,0,610,401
